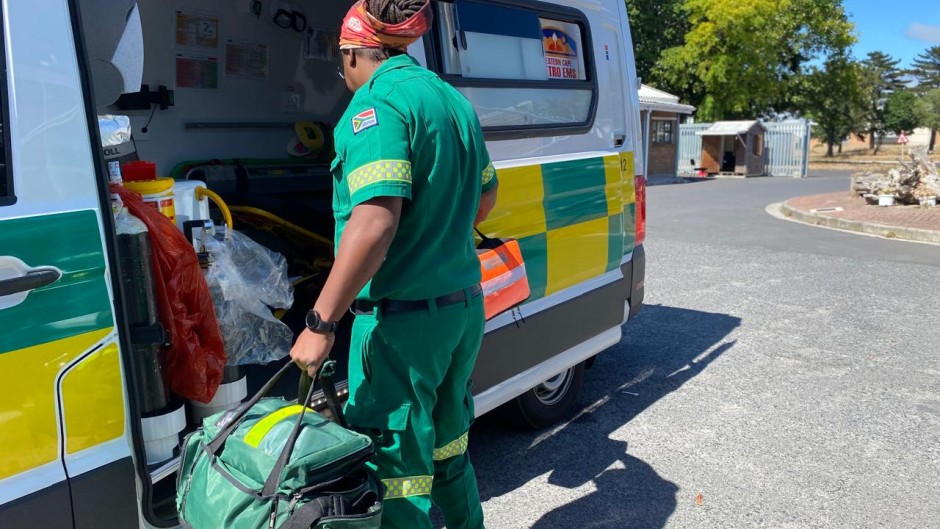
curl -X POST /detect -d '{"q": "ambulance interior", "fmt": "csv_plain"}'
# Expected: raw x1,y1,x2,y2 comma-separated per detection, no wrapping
82,0,369,521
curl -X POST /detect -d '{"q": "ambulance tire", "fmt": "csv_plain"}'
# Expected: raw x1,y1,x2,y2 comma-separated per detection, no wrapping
505,362,586,430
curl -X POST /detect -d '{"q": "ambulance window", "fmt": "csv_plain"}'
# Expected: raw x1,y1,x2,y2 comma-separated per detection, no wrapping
0,33,13,206
431,0,597,138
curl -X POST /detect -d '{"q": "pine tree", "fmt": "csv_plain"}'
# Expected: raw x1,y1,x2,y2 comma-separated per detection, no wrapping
910,46,940,90
909,46,940,150
859,51,905,152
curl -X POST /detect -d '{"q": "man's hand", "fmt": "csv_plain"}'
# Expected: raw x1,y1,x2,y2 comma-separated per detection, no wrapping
290,329,336,377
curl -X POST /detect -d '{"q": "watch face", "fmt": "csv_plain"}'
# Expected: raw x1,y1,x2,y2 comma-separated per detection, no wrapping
306,310,320,329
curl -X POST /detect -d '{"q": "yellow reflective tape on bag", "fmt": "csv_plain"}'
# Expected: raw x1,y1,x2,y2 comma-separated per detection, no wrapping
432,432,469,461
382,475,433,499
243,404,305,447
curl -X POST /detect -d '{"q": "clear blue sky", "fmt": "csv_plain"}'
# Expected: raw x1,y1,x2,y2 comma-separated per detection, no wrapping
844,0,940,67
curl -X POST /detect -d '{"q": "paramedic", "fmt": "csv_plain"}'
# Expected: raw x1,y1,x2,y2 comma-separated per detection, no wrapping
288,1,498,528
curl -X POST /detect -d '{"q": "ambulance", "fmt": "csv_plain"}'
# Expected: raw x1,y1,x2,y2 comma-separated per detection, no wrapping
0,0,646,526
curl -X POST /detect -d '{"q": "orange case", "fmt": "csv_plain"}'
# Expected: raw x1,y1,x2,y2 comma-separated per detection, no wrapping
477,239,530,320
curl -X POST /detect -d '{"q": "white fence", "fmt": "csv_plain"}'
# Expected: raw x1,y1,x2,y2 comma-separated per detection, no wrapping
678,120,812,178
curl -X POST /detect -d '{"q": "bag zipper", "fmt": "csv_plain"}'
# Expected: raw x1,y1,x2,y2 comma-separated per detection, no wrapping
292,446,374,496
287,493,303,515
268,497,279,529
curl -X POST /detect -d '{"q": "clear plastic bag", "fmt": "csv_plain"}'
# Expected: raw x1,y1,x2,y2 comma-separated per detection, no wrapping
98,114,132,147
204,229,295,366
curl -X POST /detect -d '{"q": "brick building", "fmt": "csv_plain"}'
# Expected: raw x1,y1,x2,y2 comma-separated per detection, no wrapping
638,85,695,177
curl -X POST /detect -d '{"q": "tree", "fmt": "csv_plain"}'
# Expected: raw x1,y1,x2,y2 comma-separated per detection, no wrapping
798,57,863,156
910,46,940,90
625,0,688,85
883,90,922,136
650,0,856,121
909,46,940,150
916,89,940,152
858,51,906,152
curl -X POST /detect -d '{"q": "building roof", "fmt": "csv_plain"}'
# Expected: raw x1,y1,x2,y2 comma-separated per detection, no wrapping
638,84,695,114
696,120,764,136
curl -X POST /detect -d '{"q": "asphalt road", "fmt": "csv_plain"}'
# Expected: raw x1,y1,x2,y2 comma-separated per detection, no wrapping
466,173,940,528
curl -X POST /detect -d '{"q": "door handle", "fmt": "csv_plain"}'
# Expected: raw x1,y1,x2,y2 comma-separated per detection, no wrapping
0,268,62,297
614,134,626,148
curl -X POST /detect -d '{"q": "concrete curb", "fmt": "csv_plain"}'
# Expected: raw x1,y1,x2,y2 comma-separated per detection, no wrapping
780,202,940,244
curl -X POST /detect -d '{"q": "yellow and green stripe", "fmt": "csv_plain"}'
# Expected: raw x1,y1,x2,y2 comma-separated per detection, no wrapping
0,210,117,480
433,432,469,461
478,152,636,302
382,475,434,499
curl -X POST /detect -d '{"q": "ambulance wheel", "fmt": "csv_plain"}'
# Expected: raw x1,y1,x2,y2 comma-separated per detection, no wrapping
507,362,585,430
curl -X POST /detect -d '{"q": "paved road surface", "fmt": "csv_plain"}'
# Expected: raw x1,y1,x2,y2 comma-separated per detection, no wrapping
467,174,940,529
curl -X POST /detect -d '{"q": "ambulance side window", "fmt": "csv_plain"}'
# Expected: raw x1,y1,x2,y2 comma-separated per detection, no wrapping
430,0,597,139
0,29,12,206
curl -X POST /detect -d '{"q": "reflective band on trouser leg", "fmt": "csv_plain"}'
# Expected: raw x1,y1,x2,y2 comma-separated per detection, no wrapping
382,475,434,499
432,432,469,461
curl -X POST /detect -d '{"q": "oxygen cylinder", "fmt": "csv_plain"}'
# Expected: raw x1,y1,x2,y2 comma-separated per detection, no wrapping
115,208,170,415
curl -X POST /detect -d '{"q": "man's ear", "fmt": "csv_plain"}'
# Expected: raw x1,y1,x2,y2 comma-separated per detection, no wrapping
349,50,358,69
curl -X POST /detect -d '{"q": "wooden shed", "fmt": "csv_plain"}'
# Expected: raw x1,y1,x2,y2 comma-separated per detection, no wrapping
695,121,766,177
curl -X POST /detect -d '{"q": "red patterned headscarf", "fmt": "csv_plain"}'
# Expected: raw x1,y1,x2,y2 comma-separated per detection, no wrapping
339,0,432,51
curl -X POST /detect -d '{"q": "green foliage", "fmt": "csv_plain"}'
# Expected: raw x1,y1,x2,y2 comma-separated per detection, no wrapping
883,91,922,136
650,0,856,121
916,89,940,132
798,56,863,156
625,0,687,85
918,90,940,129
858,51,906,147
909,46,940,91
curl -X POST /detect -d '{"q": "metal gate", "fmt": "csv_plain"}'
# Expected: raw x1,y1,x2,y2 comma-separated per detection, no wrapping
677,124,709,175
678,120,812,177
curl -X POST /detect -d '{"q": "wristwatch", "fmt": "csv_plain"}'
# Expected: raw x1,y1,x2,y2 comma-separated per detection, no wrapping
305,310,339,335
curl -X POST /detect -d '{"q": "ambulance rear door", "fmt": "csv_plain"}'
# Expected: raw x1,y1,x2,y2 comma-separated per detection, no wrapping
0,1,138,527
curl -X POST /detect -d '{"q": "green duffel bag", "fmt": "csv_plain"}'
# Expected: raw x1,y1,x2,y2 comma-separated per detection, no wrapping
177,361,383,529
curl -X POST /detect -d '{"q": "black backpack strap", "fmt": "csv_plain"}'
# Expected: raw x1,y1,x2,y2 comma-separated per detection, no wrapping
280,497,330,529
318,360,348,428
261,360,343,498
205,361,295,456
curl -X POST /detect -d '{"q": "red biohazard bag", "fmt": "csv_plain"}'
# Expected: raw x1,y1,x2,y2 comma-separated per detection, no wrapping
476,230,530,320
112,184,226,403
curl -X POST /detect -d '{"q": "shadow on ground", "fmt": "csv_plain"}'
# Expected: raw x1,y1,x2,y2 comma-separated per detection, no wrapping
434,305,741,529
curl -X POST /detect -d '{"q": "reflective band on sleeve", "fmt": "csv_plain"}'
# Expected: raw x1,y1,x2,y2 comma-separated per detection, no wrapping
382,475,433,499
432,432,469,461
348,160,412,194
482,162,496,186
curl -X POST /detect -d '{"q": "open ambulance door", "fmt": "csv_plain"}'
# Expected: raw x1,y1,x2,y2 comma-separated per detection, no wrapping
0,1,140,528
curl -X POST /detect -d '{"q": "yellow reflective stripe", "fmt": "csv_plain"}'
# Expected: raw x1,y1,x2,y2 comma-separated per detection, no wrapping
348,160,412,194
432,432,469,461
243,405,305,447
382,475,433,499
482,162,496,186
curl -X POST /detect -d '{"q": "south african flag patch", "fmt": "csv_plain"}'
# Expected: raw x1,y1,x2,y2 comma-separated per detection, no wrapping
352,108,378,134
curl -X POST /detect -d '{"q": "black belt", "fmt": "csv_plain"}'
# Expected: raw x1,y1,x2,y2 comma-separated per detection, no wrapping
351,284,482,316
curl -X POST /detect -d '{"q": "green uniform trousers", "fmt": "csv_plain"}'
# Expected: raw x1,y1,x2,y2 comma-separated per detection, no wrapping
343,292,486,529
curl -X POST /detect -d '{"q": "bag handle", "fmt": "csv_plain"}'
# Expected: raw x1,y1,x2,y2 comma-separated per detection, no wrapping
261,360,344,498
205,360,347,461
205,361,296,456
475,228,502,250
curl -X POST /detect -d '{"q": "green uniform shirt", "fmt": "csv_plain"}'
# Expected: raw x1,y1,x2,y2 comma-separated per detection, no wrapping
332,54,497,302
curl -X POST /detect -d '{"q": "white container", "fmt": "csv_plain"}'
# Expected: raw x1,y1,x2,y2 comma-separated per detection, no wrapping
920,196,937,207
878,195,896,207
140,404,186,465
174,180,211,231
189,376,248,424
